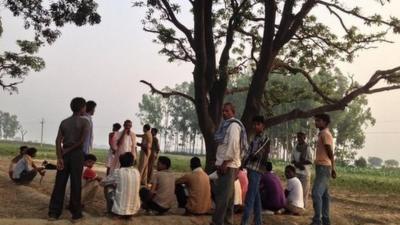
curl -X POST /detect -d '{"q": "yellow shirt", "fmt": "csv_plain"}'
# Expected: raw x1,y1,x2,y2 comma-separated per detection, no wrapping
315,128,333,166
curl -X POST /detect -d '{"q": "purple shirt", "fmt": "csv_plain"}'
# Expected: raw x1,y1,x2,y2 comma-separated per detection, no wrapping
260,172,286,211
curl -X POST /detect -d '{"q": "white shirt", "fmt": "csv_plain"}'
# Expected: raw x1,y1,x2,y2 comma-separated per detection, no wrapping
215,122,241,168
287,177,304,208
103,167,141,215
291,150,311,176
13,155,33,179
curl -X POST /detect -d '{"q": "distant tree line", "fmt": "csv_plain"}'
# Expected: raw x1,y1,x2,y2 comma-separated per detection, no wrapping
354,156,399,168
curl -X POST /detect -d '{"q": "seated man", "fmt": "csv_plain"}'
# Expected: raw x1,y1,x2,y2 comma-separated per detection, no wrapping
81,154,102,207
101,152,141,217
175,157,211,215
140,156,175,215
260,162,286,212
8,146,28,179
284,165,305,215
12,147,45,184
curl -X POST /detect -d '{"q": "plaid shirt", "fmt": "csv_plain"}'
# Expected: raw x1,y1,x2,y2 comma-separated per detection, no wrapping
243,134,270,173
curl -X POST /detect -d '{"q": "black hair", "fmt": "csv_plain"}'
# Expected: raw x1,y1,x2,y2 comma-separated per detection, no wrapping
70,97,86,113
19,146,28,154
151,128,158,135
113,123,121,131
252,115,265,124
84,154,97,162
143,124,151,131
266,161,273,172
190,157,201,169
158,156,171,169
124,120,132,125
285,165,296,174
25,147,37,157
223,102,236,114
314,113,331,125
120,152,134,167
86,100,97,113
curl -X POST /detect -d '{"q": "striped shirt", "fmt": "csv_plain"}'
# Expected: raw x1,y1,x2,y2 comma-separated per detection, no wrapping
103,167,141,215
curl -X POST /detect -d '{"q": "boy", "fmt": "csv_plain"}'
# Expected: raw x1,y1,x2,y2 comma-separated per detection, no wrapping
107,123,121,175
12,147,45,184
9,146,28,179
81,154,102,206
140,156,175,215
284,165,304,215
101,152,141,217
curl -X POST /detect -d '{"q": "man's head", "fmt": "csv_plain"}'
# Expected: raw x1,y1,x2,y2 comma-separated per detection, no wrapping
86,100,97,115
151,128,158,136
297,132,306,144
25,147,37,158
19,146,28,155
143,124,151,132
70,97,86,115
222,102,235,120
252,115,265,134
84,154,97,168
284,165,296,179
123,120,132,130
119,152,134,168
314,113,330,130
190,157,201,170
157,156,171,171
112,123,121,132
266,161,273,172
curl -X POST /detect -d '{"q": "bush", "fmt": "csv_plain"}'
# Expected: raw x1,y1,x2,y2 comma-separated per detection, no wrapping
354,157,367,168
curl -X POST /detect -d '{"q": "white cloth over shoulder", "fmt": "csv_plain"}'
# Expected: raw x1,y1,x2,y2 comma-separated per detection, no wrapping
215,122,242,168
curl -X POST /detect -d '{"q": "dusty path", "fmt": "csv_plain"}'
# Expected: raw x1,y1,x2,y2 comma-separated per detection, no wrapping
0,158,399,225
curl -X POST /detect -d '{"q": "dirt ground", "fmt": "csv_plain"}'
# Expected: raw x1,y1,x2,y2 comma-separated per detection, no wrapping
0,158,399,225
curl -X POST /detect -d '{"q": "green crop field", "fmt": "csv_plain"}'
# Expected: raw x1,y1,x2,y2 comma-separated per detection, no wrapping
1,140,400,194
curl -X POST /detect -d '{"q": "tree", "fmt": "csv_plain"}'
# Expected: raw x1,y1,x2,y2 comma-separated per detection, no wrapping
0,111,20,139
1,0,101,93
135,0,400,171
354,157,367,168
137,94,164,128
368,156,383,168
384,159,399,168
18,125,28,142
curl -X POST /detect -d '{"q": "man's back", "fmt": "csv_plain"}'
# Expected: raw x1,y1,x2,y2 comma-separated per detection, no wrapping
60,116,89,151
260,172,286,211
177,168,211,214
152,170,175,209
111,167,141,215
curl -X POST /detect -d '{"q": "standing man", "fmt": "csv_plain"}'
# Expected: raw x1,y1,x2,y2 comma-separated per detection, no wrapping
212,102,247,225
291,132,312,208
110,120,137,173
137,124,152,185
48,97,90,221
82,100,96,155
311,114,336,225
240,115,269,225
148,128,160,182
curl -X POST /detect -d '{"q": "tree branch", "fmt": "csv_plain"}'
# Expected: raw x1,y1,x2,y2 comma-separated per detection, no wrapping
140,80,195,103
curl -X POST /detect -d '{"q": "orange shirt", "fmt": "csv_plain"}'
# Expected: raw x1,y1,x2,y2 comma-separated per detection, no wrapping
315,128,333,166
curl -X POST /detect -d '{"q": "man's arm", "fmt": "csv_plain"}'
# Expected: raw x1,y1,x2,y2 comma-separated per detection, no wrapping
176,174,189,184
145,134,152,155
55,126,64,170
325,144,336,179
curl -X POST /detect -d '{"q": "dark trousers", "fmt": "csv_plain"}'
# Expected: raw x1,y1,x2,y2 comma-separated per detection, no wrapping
147,152,157,182
13,170,37,184
175,183,187,208
48,150,84,218
212,168,237,225
139,187,169,214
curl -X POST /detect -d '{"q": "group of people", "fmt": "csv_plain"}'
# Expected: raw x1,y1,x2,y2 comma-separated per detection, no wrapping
8,98,335,225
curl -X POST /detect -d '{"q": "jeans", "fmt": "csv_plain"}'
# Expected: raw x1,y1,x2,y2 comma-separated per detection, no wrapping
240,169,262,225
312,165,331,225
212,168,237,225
48,150,84,218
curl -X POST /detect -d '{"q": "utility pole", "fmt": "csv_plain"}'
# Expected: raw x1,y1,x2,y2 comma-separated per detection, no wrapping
40,118,45,147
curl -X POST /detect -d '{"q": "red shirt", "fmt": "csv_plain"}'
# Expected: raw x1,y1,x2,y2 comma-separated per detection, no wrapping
83,167,96,180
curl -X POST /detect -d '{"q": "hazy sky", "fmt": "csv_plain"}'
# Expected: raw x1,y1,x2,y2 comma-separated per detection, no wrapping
1,1,399,161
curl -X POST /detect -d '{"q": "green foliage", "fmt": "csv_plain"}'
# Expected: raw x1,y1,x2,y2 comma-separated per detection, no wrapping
137,94,164,128
384,159,399,168
0,111,20,139
354,157,367,168
1,0,101,92
368,156,383,167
